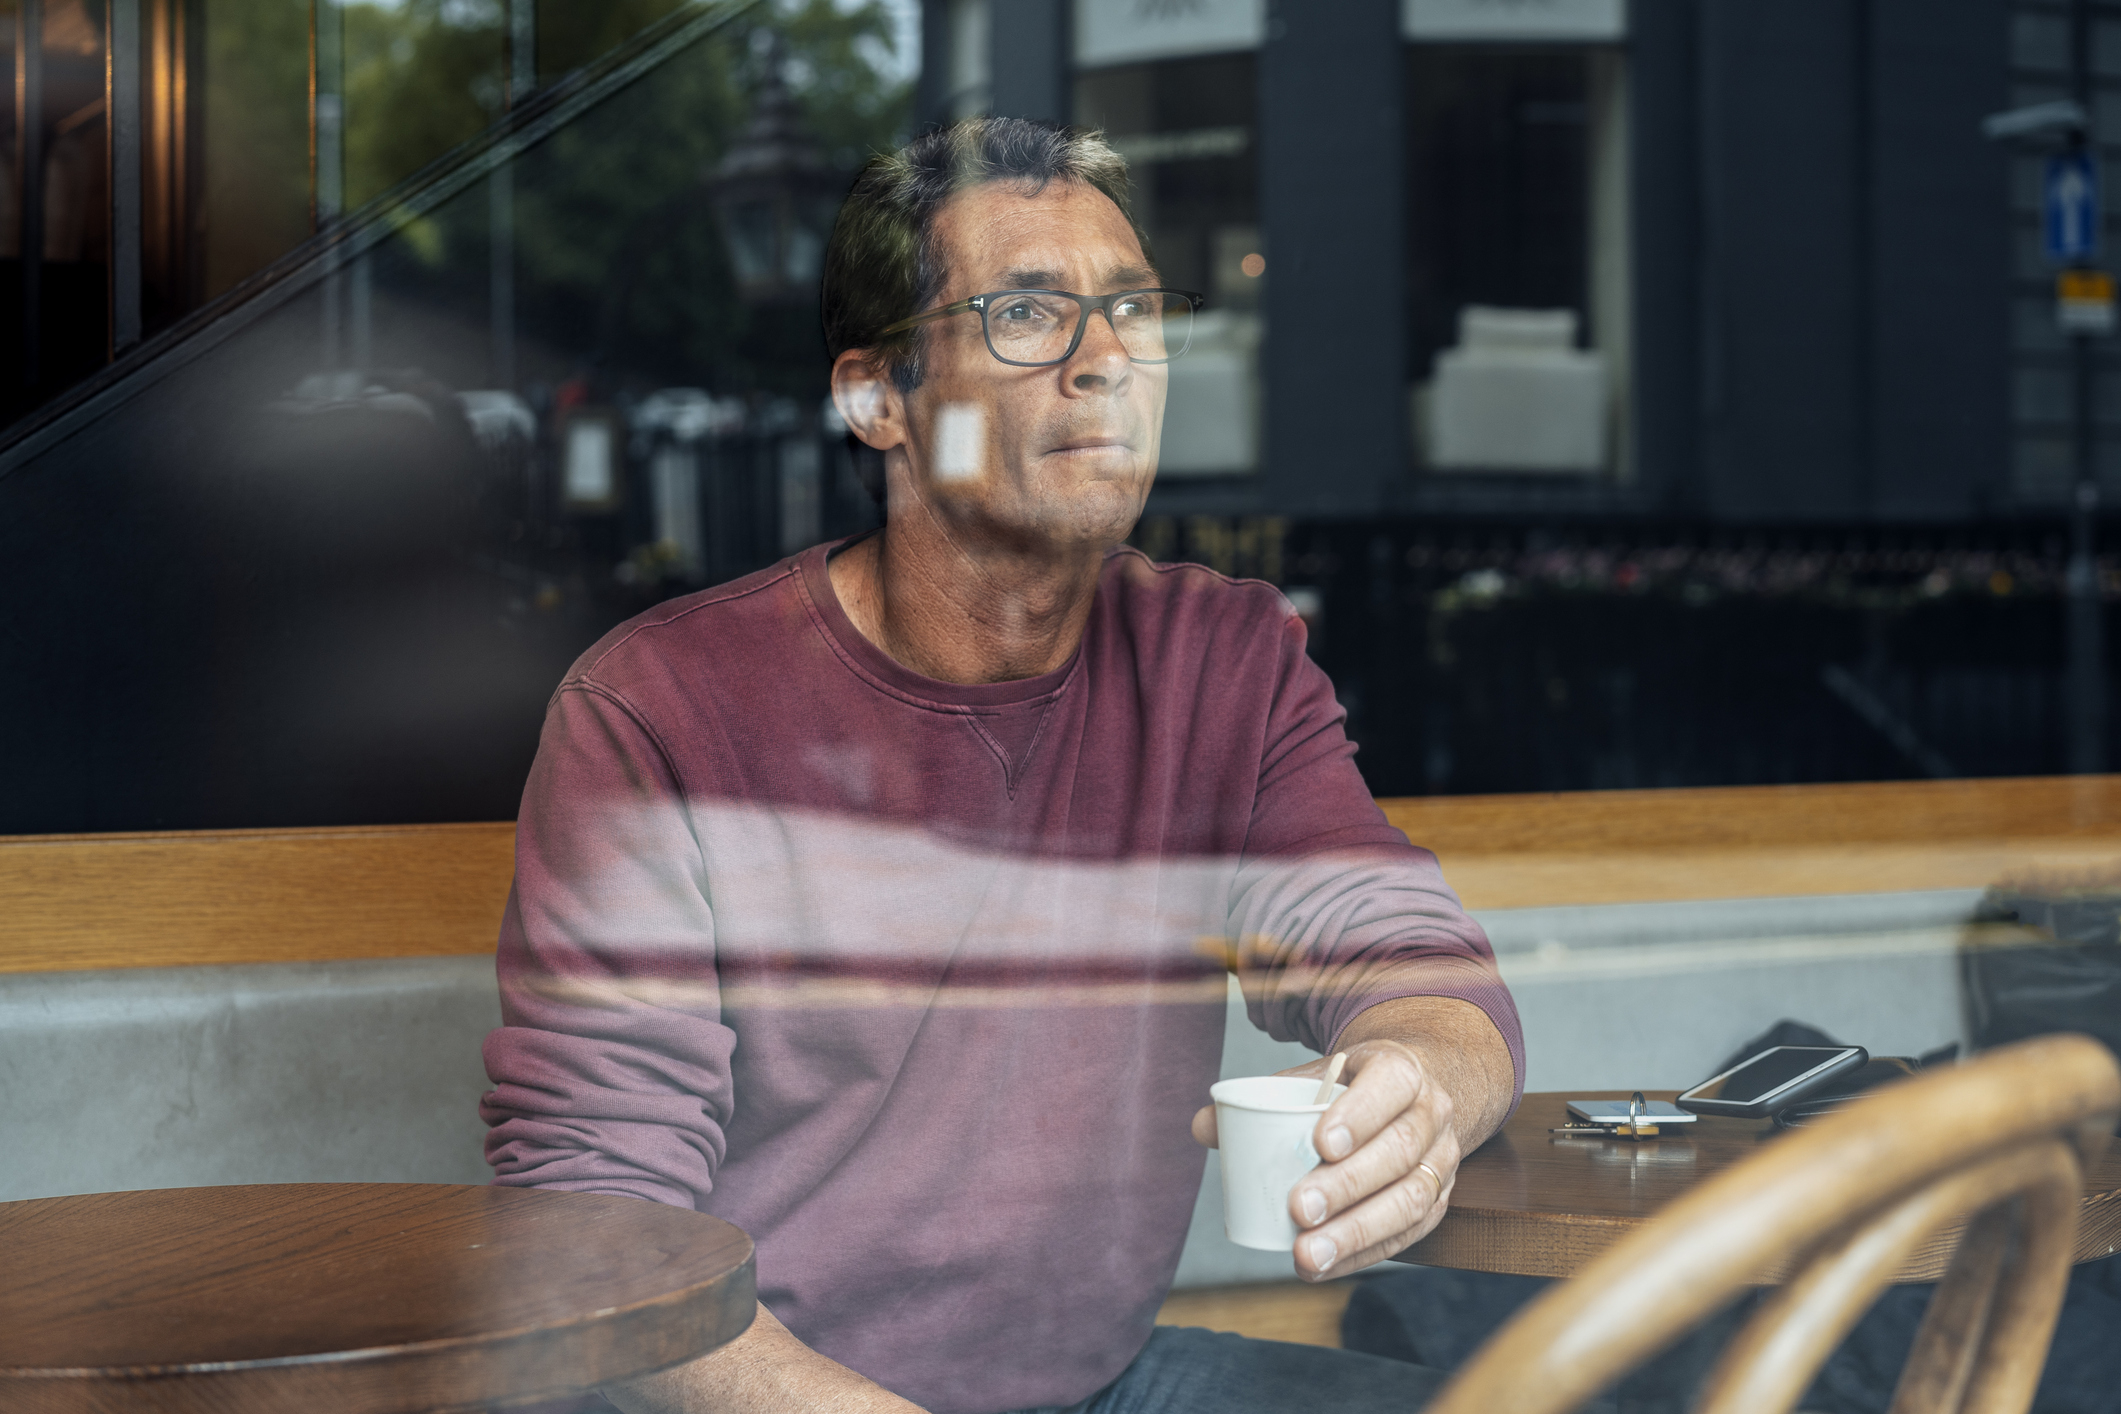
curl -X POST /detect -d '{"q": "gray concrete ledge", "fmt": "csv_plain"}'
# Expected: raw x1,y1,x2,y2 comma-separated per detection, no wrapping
0,956,499,1202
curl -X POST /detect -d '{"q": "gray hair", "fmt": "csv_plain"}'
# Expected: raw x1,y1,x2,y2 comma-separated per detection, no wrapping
820,116,1149,395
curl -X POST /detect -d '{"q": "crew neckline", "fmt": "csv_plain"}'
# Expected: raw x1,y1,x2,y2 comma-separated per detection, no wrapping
798,537,1083,710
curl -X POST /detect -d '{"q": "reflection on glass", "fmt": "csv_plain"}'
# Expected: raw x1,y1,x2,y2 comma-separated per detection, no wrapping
562,411,616,507
1405,44,1628,477
0,0,113,409
1077,50,1258,478
1426,306,1606,472
343,0,507,212
202,0,312,303
0,0,907,425
0,0,905,832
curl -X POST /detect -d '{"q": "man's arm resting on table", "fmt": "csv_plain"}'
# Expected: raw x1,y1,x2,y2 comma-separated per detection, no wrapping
609,996,1512,1410
1190,994,1517,1283
606,1301,927,1414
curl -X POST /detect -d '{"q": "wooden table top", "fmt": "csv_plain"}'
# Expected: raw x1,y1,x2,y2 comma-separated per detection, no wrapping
1398,1092,2121,1283
0,1183,755,1414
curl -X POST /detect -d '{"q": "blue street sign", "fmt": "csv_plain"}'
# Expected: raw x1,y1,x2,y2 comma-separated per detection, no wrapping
2047,150,2101,262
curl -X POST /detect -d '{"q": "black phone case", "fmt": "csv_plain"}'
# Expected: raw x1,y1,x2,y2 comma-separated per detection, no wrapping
1771,1056,1921,1127
1676,1046,1870,1118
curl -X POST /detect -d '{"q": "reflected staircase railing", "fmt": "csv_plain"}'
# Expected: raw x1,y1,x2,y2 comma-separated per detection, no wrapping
0,0,761,479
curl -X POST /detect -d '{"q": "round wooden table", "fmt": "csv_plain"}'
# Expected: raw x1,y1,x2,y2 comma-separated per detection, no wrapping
0,1183,755,1414
1398,1091,2121,1282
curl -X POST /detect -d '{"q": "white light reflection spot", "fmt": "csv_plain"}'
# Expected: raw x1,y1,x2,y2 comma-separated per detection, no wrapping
844,374,885,429
934,403,985,482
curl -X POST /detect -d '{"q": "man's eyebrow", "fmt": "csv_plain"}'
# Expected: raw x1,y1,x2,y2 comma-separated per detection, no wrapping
991,264,1162,292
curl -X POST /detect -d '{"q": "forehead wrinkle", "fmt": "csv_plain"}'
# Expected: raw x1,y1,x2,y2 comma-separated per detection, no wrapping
931,182,1154,305
997,267,1064,289
988,262,1161,294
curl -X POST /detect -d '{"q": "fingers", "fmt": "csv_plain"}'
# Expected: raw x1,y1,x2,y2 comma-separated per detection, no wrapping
1292,1133,1459,1280
1191,1104,1218,1149
1295,1161,1458,1281
1206,1042,1463,1280
1286,1041,1463,1281
1300,1046,1455,1212
1311,1042,1438,1165
1301,1084,1455,1219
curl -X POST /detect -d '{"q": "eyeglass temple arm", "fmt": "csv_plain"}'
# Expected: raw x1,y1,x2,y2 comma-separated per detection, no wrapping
877,296,982,339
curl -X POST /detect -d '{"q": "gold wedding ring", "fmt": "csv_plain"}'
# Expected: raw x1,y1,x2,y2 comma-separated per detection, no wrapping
1416,1159,1445,1202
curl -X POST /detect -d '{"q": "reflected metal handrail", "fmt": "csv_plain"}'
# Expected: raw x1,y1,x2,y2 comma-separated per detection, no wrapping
0,0,762,479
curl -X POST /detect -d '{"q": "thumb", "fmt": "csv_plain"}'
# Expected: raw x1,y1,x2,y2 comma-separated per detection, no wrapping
1191,1104,1219,1149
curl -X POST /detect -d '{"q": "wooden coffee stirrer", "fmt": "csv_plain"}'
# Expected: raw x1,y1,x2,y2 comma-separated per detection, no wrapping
1314,1051,1347,1105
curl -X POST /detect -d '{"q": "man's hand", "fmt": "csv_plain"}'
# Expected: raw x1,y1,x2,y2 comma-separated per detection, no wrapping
1189,996,1515,1283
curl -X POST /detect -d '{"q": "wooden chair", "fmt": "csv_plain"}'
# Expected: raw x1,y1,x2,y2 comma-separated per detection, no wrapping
1424,1033,2121,1414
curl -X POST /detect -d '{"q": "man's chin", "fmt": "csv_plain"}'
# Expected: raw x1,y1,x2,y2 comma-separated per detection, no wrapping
957,479,1148,555
1042,474,1153,545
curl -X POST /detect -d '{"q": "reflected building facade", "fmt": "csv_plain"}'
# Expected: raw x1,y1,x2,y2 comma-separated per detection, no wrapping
929,0,2105,795
0,0,2111,834
948,0,2016,520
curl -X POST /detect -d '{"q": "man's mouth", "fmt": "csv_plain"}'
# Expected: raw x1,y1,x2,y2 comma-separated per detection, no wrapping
1051,436,1133,454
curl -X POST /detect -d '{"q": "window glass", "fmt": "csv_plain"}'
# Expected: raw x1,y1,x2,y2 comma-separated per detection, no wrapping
0,0,113,411
531,0,685,86
201,0,312,302
1077,50,1259,478
0,0,902,832
1407,44,1628,479
342,0,509,212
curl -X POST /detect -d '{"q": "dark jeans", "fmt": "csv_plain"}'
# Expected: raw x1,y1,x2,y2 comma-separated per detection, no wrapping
1005,1325,1450,1414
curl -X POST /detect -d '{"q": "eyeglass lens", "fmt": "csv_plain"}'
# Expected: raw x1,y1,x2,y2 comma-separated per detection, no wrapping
984,292,1193,365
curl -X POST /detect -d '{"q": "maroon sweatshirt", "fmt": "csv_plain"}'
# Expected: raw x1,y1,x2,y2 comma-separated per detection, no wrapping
480,538,1522,1414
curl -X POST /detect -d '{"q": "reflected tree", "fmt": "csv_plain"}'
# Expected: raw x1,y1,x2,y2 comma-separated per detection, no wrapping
338,0,910,397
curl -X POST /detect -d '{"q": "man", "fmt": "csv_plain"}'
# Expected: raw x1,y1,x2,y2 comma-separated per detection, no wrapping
481,117,1522,1414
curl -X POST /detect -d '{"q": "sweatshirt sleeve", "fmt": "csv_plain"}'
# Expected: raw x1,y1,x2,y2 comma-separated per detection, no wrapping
1225,608,1525,1109
479,681,735,1208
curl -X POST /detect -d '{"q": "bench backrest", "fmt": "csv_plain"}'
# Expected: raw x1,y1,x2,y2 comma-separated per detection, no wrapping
9,776,2121,975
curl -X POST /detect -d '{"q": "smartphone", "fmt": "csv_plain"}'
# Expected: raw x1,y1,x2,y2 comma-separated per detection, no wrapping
1677,1045,1869,1119
1565,1100,1697,1125
1772,1056,1920,1128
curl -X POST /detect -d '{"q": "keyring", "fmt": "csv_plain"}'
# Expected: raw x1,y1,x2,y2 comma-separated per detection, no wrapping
1549,1090,1664,1141
1615,1091,1660,1141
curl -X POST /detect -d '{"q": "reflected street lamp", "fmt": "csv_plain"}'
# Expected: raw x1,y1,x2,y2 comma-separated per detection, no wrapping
706,35,843,306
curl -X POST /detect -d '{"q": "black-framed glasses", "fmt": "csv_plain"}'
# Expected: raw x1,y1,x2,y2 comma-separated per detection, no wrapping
878,288,1204,367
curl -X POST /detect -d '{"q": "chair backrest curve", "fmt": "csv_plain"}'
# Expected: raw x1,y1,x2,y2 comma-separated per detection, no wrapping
1423,1033,2121,1414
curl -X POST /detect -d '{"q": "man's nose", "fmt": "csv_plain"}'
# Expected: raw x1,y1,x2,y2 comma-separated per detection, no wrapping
1066,307,1132,390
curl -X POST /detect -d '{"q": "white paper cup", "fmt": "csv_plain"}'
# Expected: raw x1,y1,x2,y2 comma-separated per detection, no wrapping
1211,1075,1349,1251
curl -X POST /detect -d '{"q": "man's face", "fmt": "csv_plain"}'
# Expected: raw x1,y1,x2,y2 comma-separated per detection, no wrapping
894,179,1165,551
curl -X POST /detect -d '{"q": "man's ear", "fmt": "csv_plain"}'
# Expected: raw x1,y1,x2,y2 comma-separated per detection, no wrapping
831,350,907,453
